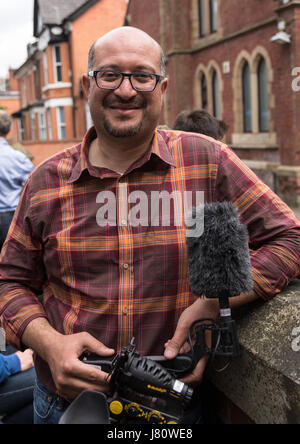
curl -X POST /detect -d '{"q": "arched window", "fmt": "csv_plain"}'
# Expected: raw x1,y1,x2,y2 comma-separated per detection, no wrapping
257,57,269,132
210,0,218,33
198,0,206,37
242,61,252,133
212,70,220,118
201,73,208,110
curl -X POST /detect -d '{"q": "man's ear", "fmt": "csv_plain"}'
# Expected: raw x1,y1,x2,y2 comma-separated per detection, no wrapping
160,77,168,107
82,74,90,100
161,77,168,94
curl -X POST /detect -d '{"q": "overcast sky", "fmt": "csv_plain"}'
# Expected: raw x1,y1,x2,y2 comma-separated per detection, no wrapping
0,0,35,77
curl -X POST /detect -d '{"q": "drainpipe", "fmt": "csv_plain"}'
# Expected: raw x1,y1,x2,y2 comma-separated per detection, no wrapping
66,21,76,139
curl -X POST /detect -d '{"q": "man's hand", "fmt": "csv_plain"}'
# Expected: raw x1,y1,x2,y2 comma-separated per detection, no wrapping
45,332,115,402
164,297,219,386
22,319,115,402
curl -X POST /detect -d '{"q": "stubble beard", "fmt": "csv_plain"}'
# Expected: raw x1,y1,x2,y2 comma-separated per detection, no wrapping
101,95,147,138
103,116,143,138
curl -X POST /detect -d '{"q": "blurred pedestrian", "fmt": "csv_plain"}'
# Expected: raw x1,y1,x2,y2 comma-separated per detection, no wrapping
0,348,36,424
0,111,34,250
173,109,228,141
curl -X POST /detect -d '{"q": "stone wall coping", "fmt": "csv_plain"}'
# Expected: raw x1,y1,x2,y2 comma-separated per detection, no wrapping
209,279,300,424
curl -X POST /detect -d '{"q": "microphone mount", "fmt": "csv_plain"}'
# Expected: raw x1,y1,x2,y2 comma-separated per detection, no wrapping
149,297,240,378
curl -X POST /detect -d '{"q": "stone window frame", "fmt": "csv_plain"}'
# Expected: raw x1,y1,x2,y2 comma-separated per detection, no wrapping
232,46,277,148
193,60,224,119
191,0,223,48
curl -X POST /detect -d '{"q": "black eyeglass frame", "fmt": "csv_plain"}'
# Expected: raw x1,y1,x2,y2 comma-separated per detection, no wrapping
88,70,165,92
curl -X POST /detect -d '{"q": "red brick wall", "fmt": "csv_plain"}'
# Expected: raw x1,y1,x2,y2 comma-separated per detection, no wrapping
291,7,300,167
127,0,161,43
220,0,276,35
128,0,300,168
23,139,81,167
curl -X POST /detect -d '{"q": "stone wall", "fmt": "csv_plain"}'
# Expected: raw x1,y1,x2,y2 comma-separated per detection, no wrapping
209,279,300,424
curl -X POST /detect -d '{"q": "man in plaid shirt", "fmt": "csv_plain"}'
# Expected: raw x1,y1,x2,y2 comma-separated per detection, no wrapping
0,27,299,424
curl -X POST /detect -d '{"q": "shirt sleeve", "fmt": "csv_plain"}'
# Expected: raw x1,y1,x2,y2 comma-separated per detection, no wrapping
13,152,35,186
0,353,21,383
0,178,48,349
215,144,300,301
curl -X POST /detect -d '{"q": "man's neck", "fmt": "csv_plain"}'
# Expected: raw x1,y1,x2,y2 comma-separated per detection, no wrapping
89,133,154,174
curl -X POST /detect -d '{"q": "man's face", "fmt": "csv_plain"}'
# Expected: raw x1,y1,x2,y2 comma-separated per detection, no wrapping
83,31,168,141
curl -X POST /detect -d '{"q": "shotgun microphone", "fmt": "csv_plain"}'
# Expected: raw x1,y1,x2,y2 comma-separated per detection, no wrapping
186,201,253,302
186,201,253,361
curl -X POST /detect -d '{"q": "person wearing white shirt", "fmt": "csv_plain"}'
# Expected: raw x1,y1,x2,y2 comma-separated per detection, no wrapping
0,111,34,250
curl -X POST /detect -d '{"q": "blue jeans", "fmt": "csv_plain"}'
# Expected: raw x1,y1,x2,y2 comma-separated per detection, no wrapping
0,367,36,424
33,380,70,425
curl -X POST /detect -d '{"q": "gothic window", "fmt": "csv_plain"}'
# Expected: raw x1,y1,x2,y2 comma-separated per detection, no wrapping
242,62,252,133
212,70,220,118
210,0,218,33
198,0,206,37
201,73,208,109
257,57,269,132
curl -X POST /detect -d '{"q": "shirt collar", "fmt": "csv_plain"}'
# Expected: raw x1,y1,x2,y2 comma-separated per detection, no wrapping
68,126,176,184
152,129,177,168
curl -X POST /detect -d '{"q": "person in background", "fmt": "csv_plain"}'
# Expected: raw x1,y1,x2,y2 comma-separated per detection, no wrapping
173,109,228,141
0,111,34,250
0,348,35,424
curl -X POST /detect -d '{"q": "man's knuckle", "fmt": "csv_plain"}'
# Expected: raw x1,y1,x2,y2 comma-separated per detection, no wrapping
61,361,73,375
169,339,181,349
88,370,100,382
55,375,65,390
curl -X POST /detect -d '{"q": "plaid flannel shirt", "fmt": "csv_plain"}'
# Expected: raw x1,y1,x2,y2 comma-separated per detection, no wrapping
0,127,299,394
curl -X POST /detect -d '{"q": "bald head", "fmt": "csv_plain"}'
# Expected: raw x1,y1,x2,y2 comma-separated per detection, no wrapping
88,27,166,77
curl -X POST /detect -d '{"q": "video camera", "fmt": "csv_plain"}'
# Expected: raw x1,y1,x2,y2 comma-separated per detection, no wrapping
60,315,240,425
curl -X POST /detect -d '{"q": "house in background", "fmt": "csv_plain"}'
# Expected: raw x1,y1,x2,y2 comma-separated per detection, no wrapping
125,0,300,208
0,70,20,141
11,0,127,166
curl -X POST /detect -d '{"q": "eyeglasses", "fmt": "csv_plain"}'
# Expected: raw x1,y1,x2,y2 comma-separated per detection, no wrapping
88,70,165,92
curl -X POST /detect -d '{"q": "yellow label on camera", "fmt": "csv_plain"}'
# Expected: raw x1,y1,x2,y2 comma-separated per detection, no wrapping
147,384,167,393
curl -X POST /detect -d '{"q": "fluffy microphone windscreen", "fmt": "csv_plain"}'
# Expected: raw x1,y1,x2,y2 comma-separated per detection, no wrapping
186,202,253,299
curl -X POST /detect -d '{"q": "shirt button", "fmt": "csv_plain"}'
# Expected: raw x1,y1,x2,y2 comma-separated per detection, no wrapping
123,307,128,316
121,219,127,226
123,263,129,270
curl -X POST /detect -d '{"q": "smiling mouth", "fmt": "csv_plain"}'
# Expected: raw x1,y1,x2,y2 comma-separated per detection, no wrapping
108,105,144,118
104,97,147,111
111,106,140,111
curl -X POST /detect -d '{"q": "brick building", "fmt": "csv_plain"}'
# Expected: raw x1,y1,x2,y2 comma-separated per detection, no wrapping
0,70,20,141
126,0,300,208
11,0,127,166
